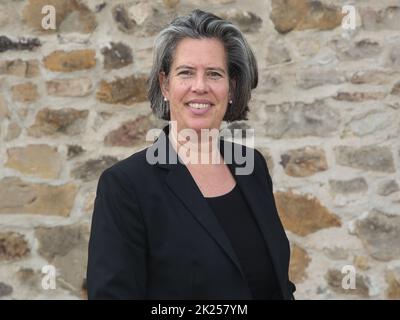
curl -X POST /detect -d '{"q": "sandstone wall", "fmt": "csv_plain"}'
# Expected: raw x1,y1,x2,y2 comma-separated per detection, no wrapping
0,0,399,299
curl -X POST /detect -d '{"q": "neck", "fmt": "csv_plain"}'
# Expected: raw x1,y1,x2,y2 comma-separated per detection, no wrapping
169,123,222,165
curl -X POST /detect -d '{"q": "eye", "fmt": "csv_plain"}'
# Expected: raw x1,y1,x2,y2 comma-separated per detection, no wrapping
178,70,193,76
208,71,222,79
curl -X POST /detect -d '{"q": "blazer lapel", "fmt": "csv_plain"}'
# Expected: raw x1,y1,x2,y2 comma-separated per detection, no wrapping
150,125,248,283
151,124,287,298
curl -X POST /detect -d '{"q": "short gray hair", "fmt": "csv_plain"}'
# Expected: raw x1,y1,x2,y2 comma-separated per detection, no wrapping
147,9,258,122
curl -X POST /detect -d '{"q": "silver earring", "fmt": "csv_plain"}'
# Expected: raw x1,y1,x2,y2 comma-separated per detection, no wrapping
229,100,233,104
164,97,168,101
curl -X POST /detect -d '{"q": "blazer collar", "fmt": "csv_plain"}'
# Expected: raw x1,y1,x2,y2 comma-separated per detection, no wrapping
147,123,289,299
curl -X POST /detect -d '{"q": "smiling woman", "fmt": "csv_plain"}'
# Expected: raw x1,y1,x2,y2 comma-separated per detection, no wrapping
87,9,296,300
159,37,230,133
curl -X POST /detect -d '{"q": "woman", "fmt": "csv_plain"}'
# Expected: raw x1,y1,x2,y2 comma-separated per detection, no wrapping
87,9,296,300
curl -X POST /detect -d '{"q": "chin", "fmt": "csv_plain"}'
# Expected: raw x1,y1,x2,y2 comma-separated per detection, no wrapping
185,119,214,132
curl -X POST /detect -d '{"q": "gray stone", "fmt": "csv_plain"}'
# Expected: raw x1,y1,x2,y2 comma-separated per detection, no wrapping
101,42,133,70
71,156,118,182
35,224,89,296
387,45,400,68
58,6,97,34
350,70,394,85
219,9,262,33
325,269,369,297
334,145,395,173
331,38,382,60
67,145,85,159
329,178,368,194
259,72,282,93
266,40,291,65
296,67,345,89
392,81,400,96
323,247,349,260
361,6,400,31
0,36,41,53
0,282,13,297
343,110,392,137
263,100,340,139
112,3,175,37
377,180,400,196
334,91,387,102
355,209,400,261
0,5,9,27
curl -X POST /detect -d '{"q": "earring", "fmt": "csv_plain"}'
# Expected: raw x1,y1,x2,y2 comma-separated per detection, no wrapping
229,100,233,104
164,97,168,101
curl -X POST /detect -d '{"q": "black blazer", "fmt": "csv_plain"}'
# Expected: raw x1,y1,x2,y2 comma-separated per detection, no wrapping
87,124,296,300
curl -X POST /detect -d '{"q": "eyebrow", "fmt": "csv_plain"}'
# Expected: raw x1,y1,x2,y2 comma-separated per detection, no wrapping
175,65,226,74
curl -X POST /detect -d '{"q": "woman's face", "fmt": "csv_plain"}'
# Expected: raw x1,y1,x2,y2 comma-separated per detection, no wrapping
160,37,231,133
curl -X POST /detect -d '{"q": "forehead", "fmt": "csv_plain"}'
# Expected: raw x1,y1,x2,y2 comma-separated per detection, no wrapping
172,37,227,68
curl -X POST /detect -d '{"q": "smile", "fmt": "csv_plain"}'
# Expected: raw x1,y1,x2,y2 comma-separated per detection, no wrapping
187,103,212,109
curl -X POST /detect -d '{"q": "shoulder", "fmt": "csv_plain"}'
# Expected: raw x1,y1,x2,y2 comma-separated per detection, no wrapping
224,139,268,174
96,146,152,195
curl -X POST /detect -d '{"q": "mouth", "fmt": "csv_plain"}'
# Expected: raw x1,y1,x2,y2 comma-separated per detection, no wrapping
185,102,213,109
185,102,213,115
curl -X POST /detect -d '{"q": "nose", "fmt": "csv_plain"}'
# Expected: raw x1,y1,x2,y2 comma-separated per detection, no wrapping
191,73,208,94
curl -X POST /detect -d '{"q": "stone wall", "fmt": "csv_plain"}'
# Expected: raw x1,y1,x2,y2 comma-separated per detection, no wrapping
0,0,399,299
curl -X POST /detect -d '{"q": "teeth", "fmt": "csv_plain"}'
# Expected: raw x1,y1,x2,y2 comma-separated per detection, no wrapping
188,103,211,109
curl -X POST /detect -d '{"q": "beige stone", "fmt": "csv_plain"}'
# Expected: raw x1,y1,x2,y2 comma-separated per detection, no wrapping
28,108,89,137
22,0,96,34
280,146,328,177
163,0,180,9
289,244,311,283
0,232,30,261
0,60,40,78
96,75,147,105
43,50,96,72
354,256,370,271
0,94,9,119
386,266,400,299
5,145,62,179
11,82,39,103
270,0,343,34
104,114,163,147
0,177,77,217
5,122,22,141
275,191,341,236
46,78,93,97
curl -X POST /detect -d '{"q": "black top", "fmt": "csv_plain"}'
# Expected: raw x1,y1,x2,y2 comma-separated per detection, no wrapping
205,184,281,299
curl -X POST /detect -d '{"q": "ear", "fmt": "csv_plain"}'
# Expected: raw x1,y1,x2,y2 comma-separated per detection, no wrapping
159,71,169,99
